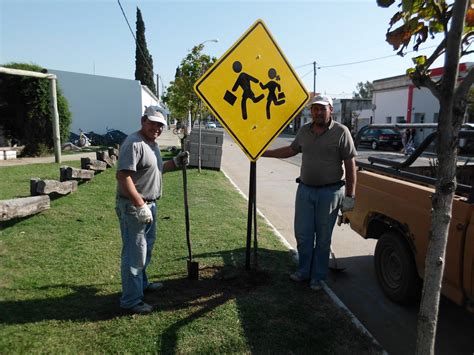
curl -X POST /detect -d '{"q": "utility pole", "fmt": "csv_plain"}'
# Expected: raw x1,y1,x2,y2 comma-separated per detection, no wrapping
313,61,317,93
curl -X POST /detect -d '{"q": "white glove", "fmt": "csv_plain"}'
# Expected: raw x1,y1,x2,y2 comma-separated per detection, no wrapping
136,203,153,224
340,196,355,213
173,151,190,168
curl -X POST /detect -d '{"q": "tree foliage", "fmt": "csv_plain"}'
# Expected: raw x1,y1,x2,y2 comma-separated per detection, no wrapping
163,45,216,124
378,1,474,354
0,63,72,156
352,81,374,99
135,7,156,94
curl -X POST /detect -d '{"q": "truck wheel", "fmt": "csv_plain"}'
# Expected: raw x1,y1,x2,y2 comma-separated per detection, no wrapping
371,141,378,150
374,231,421,304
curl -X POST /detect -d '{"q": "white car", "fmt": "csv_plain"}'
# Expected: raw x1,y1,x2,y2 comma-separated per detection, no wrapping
205,122,217,129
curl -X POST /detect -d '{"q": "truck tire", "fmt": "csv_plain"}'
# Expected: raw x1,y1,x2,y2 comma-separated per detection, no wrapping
374,231,421,304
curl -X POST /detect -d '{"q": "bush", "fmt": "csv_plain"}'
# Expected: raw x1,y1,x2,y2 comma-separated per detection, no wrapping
0,62,72,156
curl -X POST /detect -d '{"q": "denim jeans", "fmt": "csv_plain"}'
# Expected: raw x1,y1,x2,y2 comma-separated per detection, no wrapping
116,197,157,309
294,183,344,282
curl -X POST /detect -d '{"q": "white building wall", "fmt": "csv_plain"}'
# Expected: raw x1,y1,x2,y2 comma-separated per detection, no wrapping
411,87,440,143
412,87,439,123
141,85,160,113
332,101,342,123
51,70,143,135
373,88,408,124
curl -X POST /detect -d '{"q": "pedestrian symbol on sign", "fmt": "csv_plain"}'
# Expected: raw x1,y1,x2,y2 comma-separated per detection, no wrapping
224,61,264,120
259,68,286,119
224,61,286,121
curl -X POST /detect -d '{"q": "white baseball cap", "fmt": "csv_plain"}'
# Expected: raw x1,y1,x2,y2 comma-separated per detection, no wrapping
144,106,167,126
309,94,333,107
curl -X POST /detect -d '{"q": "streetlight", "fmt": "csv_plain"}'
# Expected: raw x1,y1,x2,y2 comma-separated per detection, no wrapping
196,38,218,173
199,38,219,46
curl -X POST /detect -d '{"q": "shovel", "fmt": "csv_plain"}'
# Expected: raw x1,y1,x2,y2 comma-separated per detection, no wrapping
180,136,199,280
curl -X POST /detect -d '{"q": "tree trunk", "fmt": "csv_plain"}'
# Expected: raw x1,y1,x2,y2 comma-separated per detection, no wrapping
60,166,95,181
30,178,78,196
80,157,107,171
0,195,50,221
415,103,458,354
415,1,469,353
95,151,115,168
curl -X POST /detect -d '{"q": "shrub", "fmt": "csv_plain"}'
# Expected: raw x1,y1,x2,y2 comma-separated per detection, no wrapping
0,62,72,156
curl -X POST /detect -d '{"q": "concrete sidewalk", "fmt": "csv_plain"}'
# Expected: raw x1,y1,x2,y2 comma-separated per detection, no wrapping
221,136,299,248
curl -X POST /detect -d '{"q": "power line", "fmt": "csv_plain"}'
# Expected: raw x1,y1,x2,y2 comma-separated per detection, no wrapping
116,0,155,78
300,68,314,79
296,45,438,71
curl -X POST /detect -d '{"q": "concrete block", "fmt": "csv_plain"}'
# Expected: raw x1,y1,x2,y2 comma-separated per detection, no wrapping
184,136,223,170
3,150,17,160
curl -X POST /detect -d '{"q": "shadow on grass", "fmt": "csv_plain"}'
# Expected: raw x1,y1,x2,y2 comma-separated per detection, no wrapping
148,247,380,354
0,284,122,323
0,248,380,353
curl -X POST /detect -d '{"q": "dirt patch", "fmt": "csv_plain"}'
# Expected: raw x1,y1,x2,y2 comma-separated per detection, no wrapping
144,265,271,310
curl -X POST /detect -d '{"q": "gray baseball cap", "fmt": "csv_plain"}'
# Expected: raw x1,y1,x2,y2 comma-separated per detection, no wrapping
309,94,333,107
144,106,167,126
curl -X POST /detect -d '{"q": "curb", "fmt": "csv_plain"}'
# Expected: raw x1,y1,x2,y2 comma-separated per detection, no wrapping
221,168,386,354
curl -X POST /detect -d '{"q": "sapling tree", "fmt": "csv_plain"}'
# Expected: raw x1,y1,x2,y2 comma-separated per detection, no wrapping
377,1,474,353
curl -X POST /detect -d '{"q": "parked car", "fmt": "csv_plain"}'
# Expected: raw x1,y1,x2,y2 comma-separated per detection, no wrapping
205,122,217,129
459,124,474,155
356,127,403,150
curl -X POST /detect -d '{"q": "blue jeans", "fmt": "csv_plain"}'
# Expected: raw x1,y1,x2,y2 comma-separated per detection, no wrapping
294,183,344,282
116,197,157,309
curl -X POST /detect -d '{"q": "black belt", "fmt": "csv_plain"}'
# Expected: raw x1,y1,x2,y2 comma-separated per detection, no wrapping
144,199,156,203
296,177,345,188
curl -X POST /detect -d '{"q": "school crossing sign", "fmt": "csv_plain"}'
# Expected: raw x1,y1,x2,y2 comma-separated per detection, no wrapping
194,19,309,161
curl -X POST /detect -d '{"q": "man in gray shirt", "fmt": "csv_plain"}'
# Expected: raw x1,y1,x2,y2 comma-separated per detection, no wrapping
116,106,188,314
262,95,356,290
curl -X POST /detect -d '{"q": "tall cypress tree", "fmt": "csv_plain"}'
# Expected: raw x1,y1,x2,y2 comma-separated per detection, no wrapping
135,7,156,94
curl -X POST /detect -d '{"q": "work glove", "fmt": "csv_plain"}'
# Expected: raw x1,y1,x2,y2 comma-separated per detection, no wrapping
136,203,153,224
173,151,190,168
340,196,355,213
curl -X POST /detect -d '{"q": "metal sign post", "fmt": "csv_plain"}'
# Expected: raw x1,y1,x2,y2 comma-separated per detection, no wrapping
245,161,258,269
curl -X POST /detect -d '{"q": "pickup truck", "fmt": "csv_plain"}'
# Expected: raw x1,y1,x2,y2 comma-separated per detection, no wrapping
343,127,474,313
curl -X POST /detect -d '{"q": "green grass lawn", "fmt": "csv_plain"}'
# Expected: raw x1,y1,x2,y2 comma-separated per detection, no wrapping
0,159,382,353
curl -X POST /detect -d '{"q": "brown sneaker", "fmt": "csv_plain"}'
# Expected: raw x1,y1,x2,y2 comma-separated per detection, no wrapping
145,282,164,292
310,281,323,291
125,301,153,314
289,272,308,282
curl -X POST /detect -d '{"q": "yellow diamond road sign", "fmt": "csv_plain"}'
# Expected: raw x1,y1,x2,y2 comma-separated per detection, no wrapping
194,19,309,161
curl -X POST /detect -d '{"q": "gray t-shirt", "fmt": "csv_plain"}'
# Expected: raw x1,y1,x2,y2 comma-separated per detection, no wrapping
290,120,357,186
116,131,164,201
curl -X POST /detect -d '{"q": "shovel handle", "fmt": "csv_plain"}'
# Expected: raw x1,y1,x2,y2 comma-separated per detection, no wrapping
180,138,192,261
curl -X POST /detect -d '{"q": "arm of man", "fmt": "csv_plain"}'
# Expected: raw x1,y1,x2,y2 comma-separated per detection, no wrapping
163,159,176,173
343,157,356,196
261,145,298,159
116,170,145,207
163,151,189,173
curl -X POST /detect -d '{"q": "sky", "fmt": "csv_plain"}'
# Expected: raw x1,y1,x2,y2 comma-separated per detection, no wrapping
0,0,452,99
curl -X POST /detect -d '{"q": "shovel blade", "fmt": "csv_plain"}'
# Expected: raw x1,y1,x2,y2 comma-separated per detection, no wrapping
187,260,199,280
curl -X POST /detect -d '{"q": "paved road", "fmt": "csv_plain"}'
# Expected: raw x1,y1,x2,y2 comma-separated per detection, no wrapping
221,132,474,355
